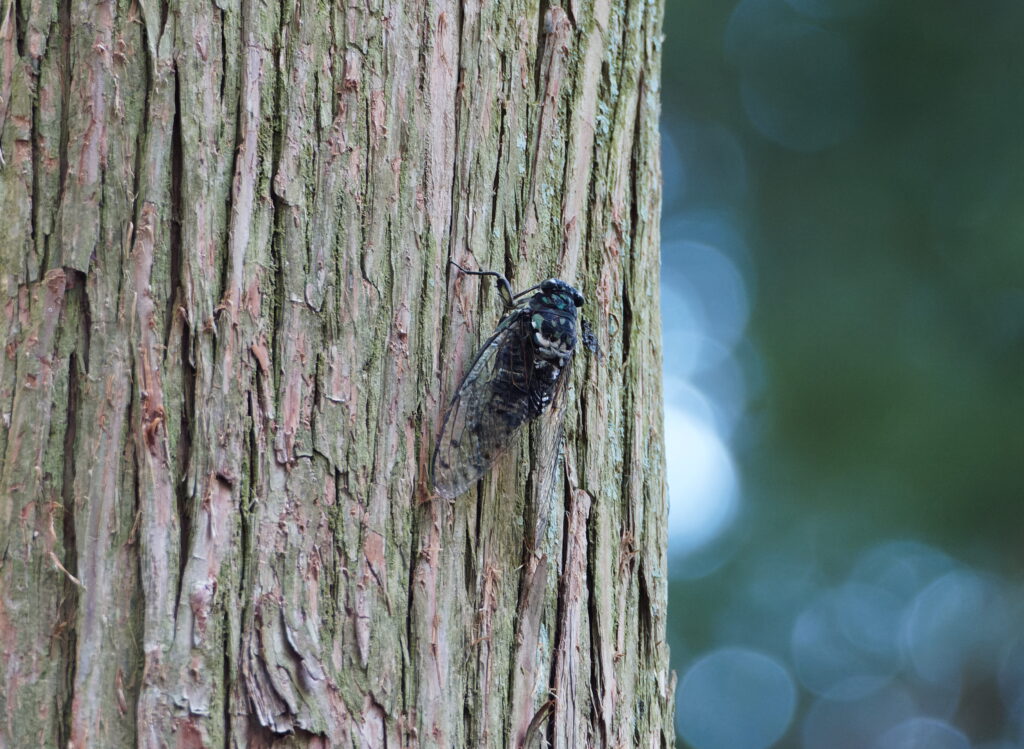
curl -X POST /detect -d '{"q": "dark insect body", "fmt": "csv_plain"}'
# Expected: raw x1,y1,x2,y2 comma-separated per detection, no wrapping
432,264,586,500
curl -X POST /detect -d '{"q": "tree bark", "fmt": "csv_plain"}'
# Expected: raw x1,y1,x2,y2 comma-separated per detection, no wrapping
0,0,671,745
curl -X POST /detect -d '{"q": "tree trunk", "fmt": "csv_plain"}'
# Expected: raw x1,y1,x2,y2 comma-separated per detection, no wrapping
0,0,671,745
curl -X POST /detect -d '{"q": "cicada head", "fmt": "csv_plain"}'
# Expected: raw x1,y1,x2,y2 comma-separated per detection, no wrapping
535,279,585,310
526,279,584,363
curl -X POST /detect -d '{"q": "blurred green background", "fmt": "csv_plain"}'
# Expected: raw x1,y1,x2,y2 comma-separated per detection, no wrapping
659,1,1024,747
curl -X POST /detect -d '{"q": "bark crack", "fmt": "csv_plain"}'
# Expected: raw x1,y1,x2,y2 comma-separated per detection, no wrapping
444,0,465,269
127,59,150,273
55,0,71,234
621,70,645,367
543,479,575,747
221,603,232,746
165,93,183,353
170,65,193,615
488,58,507,245
29,41,41,270
56,348,81,749
12,0,23,57
267,8,288,405
219,10,227,103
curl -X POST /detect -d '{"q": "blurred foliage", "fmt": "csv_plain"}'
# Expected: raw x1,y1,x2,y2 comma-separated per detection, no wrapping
662,0,1024,746
662,0,1024,571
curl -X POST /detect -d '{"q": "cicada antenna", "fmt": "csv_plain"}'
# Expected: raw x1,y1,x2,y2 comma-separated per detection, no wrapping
511,282,545,300
449,261,516,309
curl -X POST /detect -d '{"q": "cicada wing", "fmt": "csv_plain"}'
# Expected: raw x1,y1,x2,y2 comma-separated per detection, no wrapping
431,310,535,499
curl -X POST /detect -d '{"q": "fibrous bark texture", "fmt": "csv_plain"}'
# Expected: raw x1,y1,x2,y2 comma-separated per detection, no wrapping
0,0,671,745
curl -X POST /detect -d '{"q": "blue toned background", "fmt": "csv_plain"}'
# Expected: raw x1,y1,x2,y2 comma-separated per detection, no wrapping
659,1,1024,748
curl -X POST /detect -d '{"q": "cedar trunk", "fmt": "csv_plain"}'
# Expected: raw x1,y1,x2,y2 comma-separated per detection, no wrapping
0,0,671,745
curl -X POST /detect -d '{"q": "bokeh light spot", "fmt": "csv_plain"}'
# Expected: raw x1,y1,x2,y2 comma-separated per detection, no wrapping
791,583,902,700
662,239,749,372
665,402,738,555
783,0,880,20
874,717,969,749
726,0,863,151
802,685,916,749
677,648,796,749
848,541,958,600
903,570,1010,685
998,635,1024,726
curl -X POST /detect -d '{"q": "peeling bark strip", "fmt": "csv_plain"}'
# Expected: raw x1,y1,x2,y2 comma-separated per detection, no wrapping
0,0,672,745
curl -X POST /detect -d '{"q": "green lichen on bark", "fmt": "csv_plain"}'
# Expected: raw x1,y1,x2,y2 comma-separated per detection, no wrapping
0,0,672,745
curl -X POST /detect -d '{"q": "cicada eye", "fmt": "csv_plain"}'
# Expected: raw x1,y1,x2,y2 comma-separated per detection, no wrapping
572,290,585,307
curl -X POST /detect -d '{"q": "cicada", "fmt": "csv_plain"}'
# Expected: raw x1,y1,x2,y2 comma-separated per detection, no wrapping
432,263,586,499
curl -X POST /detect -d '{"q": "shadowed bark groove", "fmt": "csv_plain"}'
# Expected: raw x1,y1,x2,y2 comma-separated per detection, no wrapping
0,0,673,745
